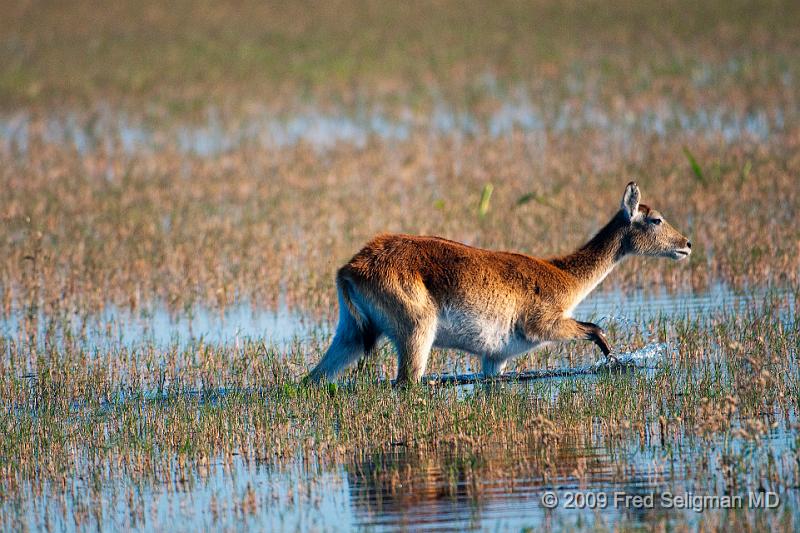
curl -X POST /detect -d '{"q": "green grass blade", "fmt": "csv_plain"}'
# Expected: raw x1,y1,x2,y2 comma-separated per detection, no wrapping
478,183,494,218
683,147,706,185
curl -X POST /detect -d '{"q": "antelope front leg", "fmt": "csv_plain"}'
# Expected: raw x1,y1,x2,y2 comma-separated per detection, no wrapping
544,318,617,364
576,320,618,364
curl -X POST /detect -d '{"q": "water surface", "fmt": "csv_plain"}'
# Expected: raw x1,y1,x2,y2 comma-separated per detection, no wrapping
2,284,797,532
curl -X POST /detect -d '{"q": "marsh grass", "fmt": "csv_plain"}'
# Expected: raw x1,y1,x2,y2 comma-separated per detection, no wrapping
2,0,800,529
2,2,799,317
2,0,799,111
2,125,798,319
1,288,799,529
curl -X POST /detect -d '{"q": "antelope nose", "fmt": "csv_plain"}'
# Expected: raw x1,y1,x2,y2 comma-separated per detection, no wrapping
687,241,692,249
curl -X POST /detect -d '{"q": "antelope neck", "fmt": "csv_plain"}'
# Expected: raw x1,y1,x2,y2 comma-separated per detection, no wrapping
549,211,628,294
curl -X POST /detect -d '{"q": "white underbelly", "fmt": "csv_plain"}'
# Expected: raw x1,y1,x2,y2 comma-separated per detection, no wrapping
433,307,542,358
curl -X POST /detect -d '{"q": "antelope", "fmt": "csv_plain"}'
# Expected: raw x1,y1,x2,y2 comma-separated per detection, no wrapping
307,182,691,385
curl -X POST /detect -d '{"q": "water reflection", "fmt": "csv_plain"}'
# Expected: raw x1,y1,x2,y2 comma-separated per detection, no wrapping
344,421,798,531
1,285,797,531
6,420,796,532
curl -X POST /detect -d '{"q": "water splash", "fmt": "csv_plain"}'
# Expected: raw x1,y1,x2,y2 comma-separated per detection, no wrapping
599,341,670,370
424,343,670,386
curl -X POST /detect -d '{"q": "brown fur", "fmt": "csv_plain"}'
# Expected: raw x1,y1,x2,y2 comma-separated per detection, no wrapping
307,182,690,384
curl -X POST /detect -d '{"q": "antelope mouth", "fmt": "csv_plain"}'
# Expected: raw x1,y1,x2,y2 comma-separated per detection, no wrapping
673,248,691,260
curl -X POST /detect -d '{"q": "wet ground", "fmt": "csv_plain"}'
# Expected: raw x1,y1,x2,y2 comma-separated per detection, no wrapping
3,3,799,530
0,282,775,352
2,284,797,531
0,87,785,157
12,428,798,532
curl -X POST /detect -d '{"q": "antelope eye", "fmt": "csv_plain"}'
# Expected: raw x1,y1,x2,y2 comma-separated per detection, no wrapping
651,218,662,225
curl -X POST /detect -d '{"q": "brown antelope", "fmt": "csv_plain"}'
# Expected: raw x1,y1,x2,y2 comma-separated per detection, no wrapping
307,182,691,385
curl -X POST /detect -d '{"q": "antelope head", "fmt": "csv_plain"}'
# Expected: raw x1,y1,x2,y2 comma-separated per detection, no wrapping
620,182,691,260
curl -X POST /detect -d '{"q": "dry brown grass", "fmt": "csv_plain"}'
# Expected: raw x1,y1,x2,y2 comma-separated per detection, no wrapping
2,124,798,319
2,0,799,319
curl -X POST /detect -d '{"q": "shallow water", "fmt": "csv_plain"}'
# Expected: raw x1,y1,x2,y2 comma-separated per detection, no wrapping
7,408,798,532
0,94,786,157
576,281,785,321
0,301,322,351
1,282,786,353
346,424,799,531
2,284,798,532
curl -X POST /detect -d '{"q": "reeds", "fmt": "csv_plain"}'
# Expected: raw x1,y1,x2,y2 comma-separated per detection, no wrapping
1,288,798,529
1,0,799,529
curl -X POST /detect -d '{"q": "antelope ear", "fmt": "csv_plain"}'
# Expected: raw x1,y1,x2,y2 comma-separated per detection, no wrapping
621,181,641,221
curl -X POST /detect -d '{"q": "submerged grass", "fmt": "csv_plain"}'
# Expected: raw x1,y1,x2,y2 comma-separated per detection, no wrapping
1,288,799,529
2,0,800,529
